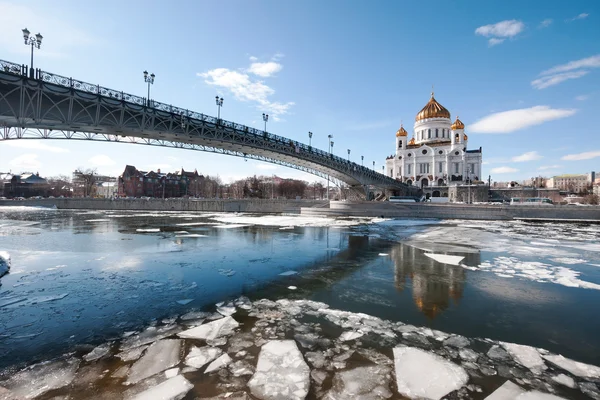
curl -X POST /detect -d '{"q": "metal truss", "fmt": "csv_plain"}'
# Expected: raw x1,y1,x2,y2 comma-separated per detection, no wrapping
0,59,421,196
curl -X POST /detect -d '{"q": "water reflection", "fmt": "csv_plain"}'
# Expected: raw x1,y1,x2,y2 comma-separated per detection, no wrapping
391,243,480,319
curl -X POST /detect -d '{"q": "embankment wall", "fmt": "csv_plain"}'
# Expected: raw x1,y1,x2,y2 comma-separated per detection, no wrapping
0,198,328,213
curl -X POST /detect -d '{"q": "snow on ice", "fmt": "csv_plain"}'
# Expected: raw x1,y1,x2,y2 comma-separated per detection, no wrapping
543,354,600,378
424,253,465,266
0,251,11,277
184,346,223,369
248,340,310,400
2,358,80,398
393,346,468,400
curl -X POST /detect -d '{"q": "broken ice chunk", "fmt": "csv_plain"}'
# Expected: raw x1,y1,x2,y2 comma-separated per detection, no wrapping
126,339,182,385
484,380,525,399
0,251,11,277
339,331,364,342
178,316,239,340
164,368,179,378
204,353,232,373
424,253,465,266
117,345,149,362
176,299,193,305
325,365,393,399
516,392,567,399
248,340,310,400
501,342,546,374
279,270,298,276
2,358,80,399
83,343,112,362
288,286,297,290
551,374,575,389
443,335,470,348
184,347,223,369
393,346,468,400
216,302,236,316
542,354,600,378
130,375,193,400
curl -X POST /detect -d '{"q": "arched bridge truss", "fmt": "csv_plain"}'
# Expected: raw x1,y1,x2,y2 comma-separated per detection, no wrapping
0,59,419,197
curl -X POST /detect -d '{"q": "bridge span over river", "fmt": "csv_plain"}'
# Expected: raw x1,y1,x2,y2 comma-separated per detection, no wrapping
0,59,419,198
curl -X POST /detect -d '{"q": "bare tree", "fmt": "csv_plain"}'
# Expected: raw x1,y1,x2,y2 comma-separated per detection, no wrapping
73,168,97,197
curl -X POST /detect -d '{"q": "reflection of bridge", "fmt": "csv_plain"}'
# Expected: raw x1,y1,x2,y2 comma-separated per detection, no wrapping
0,60,420,198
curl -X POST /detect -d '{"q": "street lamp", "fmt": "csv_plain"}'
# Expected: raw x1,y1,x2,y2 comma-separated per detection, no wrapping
373,161,375,171
22,28,43,78
328,134,333,153
215,96,224,120
143,70,155,107
382,165,384,174
308,131,312,147
467,166,472,204
327,134,333,200
262,113,269,132
330,141,334,154
347,149,350,161
361,155,364,166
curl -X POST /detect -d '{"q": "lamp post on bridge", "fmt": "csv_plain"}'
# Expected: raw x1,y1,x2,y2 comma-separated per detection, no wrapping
347,149,350,161
215,96,224,120
143,70,155,107
361,155,364,166
467,166,472,204
262,113,269,132
382,165,384,175
327,135,333,200
308,131,312,147
373,161,375,171
22,28,43,79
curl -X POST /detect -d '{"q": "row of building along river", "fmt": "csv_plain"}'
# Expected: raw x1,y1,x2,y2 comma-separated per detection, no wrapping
0,206,599,399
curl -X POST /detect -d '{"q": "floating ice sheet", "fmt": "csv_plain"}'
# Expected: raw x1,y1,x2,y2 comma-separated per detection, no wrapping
248,340,310,400
279,270,298,276
393,346,468,400
485,380,525,399
2,358,80,398
501,342,546,374
325,365,393,399
178,316,239,340
126,339,182,384
0,251,10,277
185,347,222,369
130,375,193,400
424,253,465,266
136,228,161,233
205,353,232,373
543,354,600,378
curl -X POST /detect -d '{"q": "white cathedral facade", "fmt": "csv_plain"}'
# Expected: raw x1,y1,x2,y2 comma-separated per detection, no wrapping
385,93,482,192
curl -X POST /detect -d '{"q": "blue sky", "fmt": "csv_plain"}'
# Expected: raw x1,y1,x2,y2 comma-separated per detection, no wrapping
0,0,599,184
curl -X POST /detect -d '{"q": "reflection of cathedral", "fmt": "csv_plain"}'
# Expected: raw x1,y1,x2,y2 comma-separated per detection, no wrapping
391,243,479,319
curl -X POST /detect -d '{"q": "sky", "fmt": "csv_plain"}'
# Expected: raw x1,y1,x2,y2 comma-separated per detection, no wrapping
0,0,599,184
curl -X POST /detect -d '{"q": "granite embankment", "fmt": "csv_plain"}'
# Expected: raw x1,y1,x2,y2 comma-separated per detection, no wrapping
0,198,329,213
301,201,600,222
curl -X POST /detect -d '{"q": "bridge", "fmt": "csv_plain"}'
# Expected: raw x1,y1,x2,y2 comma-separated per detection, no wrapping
0,59,420,198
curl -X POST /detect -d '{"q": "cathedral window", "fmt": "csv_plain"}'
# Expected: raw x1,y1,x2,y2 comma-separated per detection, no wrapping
398,166,402,176
455,133,459,142
435,128,439,138
438,162,443,173
428,129,431,139
407,164,412,175
419,163,430,174
454,163,460,174
398,140,402,148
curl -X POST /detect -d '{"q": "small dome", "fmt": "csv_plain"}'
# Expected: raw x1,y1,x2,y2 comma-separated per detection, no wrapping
451,116,465,130
396,124,408,137
463,133,468,141
408,137,416,145
416,93,451,122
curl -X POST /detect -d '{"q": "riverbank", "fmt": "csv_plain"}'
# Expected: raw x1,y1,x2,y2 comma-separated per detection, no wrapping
301,201,600,222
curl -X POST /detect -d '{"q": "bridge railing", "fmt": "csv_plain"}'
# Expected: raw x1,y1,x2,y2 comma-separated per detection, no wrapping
1,58,407,188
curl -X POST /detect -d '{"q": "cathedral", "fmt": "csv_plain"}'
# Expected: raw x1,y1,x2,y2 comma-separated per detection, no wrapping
385,93,482,196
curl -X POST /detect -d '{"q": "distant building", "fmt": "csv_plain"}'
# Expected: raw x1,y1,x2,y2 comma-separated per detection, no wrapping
118,165,204,198
72,170,117,197
385,92,482,199
3,172,49,198
547,172,595,194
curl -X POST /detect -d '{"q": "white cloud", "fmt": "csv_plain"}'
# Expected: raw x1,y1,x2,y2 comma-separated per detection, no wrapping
89,154,116,166
1,140,68,153
249,56,258,62
488,38,505,47
538,165,561,171
531,70,589,89
512,151,542,162
491,166,519,174
0,1,94,58
567,13,589,22
541,54,600,75
561,151,600,161
575,94,589,101
9,153,41,171
532,54,600,89
248,62,283,77
475,20,524,46
539,19,553,28
470,106,576,133
199,62,294,119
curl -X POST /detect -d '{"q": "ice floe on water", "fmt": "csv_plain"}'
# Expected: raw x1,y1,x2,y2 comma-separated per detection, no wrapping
135,228,161,233
0,251,10,278
1,297,599,399
424,252,465,266
473,256,600,290
210,214,391,228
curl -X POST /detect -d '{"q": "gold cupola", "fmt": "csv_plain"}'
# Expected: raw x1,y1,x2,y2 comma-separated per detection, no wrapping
451,116,465,130
415,92,451,122
396,124,408,137
408,137,416,145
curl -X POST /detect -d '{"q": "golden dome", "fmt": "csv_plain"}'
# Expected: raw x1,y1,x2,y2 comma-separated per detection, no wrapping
408,137,416,145
451,116,465,130
463,133,468,141
396,124,408,137
415,93,451,121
